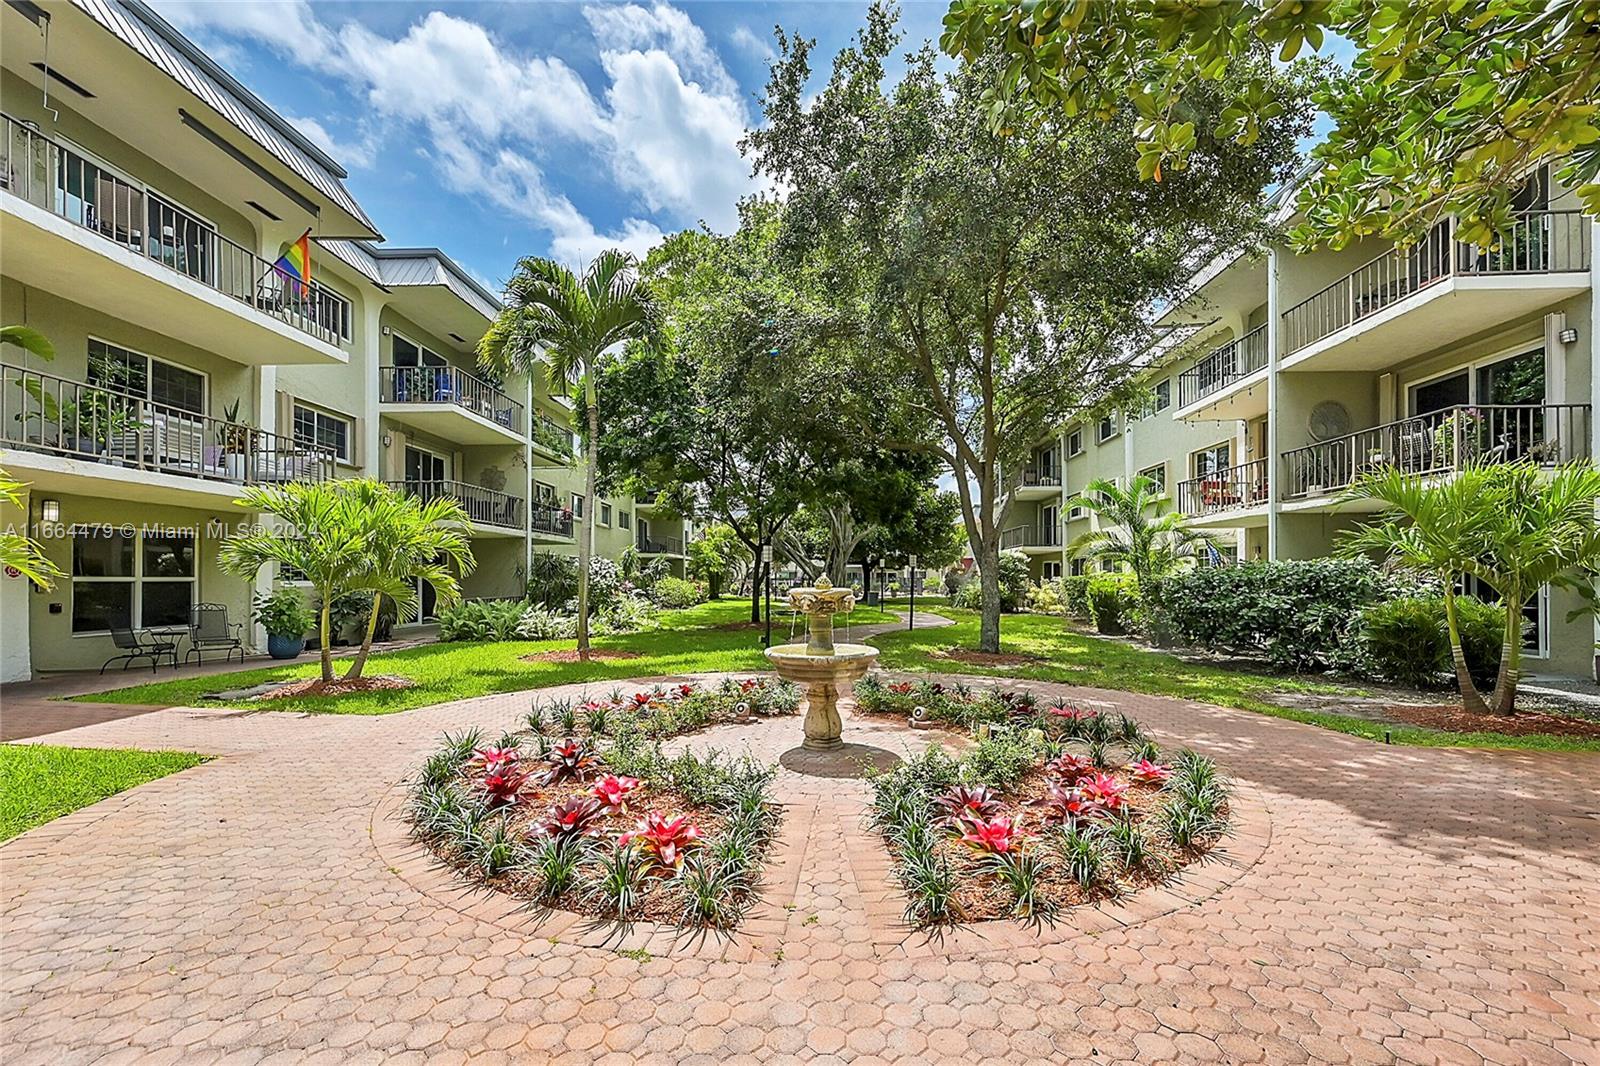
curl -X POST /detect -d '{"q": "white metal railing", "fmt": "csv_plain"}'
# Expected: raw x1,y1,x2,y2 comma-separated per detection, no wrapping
1,361,335,484
1177,458,1269,516
531,503,574,537
1283,212,1591,355
1020,467,1061,488
387,479,524,529
1283,403,1592,498
0,113,351,346
379,365,523,434
1177,325,1269,408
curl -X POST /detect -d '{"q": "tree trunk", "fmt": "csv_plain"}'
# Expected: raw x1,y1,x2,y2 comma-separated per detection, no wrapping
1488,593,1523,715
750,553,765,623
344,591,382,681
860,557,875,602
1442,586,1490,715
577,376,597,660
978,537,1001,653
708,573,723,599
318,593,334,683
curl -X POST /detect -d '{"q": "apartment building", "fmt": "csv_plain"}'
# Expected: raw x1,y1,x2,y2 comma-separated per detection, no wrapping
1022,164,1597,679
0,0,683,681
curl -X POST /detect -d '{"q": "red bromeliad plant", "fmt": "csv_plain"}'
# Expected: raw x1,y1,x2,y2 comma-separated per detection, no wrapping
933,784,1004,825
589,774,642,812
479,760,531,808
1033,783,1100,826
628,691,655,712
535,796,605,841
888,681,916,696
471,746,521,770
1078,772,1129,814
619,811,702,872
958,815,1026,855
1126,759,1172,785
672,683,695,700
1046,703,1097,721
542,740,601,785
1044,752,1095,783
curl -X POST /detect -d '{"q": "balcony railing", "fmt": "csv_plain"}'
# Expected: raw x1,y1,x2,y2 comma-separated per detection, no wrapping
1177,458,1269,516
387,479,524,530
999,525,1063,550
637,534,684,555
531,503,574,538
1177,325,1269,408
531,413,573,457
1283,403,1592,499
1283,211,1591,355
1,362,335,485
1019,468,1061,488
379,366,524,435
0,113,351,347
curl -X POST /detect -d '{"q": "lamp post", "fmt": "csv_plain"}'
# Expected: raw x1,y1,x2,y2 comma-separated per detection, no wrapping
908,553,918,631
761,542,773,648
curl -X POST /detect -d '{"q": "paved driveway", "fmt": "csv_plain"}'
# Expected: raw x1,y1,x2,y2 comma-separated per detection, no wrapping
2,675,1597,1064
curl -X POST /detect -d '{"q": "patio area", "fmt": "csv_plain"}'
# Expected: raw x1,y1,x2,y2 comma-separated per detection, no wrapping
2,673,1596,1064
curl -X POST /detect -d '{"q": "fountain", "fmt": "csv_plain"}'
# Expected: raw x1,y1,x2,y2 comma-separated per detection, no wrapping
763,577,879,751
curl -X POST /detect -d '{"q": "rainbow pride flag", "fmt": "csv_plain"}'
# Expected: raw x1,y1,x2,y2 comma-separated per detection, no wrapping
273,229,313,298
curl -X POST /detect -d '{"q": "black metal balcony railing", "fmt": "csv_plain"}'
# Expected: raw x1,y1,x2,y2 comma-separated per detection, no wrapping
531,414,573,457
1,113,352,346
1177,458,1269,517
1282,403,1592,499
1282,212,1591,355
999,525,1063,550
637,534,684,555
1020,468,1061,488
379,366,524,435
1177,325,1269,408
1,362,335,484
387,479,524,530
531,503,574,538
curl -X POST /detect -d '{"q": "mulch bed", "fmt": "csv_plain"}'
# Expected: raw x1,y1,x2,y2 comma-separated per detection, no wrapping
255,675,414,700
1386,703,1600,739
930,647,1044,667
519,649,643,664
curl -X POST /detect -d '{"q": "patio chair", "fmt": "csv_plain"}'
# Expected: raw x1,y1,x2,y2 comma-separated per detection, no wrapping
102,625,177,674
186,603,246,666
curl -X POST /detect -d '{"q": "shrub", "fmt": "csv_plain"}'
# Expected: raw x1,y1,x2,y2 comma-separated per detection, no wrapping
950,550,1031,613
526,552,578,608
516,605,574,641
650,575,707,609
1086,574,1138,635
1356,595,1502,688
253,588,313,637
1059,575,1091,619
438,599,526,642
942,569,964,598
1026,580,1064,615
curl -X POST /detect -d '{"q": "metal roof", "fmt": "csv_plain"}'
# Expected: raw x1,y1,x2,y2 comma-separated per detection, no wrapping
75,0,381,238
317,239,503,322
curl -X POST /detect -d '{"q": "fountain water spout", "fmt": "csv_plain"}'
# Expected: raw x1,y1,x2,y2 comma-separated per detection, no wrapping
763,577,879,751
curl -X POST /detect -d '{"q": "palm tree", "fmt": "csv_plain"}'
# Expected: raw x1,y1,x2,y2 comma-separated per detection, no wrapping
0,469,63,589
220,481,369,683
340,480,475,680
1066,475,1215,591
477,250,653,659
1337,466,1495,713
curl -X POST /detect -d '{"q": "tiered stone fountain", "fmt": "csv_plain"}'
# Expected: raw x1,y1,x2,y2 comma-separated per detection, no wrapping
763,577,878,751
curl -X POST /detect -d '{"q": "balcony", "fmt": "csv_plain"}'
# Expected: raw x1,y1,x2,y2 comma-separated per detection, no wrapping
1281,212,1590,372
0,361,334,506
1016,467,1062,500
531,503,574,540
531,413,574,461
637,533,684,556
1175,325,1269,420
1177,458,1269,526
0,114,350,366
386,480,524,536
999,525,1063,552
378,366,524,446
1282,403,1592,506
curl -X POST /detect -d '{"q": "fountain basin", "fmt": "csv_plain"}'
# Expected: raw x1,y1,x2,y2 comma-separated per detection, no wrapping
764,642,879,751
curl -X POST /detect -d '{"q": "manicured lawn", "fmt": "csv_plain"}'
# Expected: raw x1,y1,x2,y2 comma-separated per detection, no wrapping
80,599,901,716
869,608,1600,753
0,745,210,841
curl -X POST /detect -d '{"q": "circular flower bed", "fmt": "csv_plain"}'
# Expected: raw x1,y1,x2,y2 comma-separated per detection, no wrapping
859,676,1232,926
406,678,796,929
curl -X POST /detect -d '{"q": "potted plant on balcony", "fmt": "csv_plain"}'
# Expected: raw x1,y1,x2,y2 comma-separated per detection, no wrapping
220,399,258,480
254,587,313,659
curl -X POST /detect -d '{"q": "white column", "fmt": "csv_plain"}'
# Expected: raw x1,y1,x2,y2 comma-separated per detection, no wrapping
1265,246,1283,561
1590,221,1600,678
361,300,383,478
524,376,534,583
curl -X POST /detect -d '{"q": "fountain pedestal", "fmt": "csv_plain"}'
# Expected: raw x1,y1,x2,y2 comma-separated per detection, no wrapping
763,577,878,751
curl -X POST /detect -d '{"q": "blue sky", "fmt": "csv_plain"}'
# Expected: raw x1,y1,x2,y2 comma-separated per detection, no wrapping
153,1,954,291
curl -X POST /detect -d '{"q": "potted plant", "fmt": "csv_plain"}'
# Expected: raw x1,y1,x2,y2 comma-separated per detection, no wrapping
254,587,313,659
221,399,258,480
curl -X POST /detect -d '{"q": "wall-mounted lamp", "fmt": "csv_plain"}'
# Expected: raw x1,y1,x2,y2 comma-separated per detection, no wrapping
382,326,391,336
381,433,393,448
40,498,60,523
1558,327,1579,345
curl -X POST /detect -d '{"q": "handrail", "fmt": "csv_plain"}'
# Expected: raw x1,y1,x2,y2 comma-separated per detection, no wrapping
1282,211,1591,355
0,113,351,346
379,365,524,434
999,525,1062,550
1282,403,1592,499
531,503,574,537
386,479,524,529
637,534,684,555
0,361,335,484
1020,468,1061,487
531,413,573,456
1177,324,1269,408
1176,457,1269,516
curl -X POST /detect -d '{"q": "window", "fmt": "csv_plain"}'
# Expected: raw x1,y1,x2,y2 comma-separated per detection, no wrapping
1100,559,1118,574
391,334,446,367
1066,429,1083,457
1042,562,1062,580
1097,413,1119,443
1191,441,1232,479
600,502,612,526
1152,378,1171,413
72,528,195,633
571,494,585,518
293,402,352,462
1069,557,1087,577
1066,495,1087,521
535,481,558,503
1138,463,1168,496
619,510,631,530
87,338,205,414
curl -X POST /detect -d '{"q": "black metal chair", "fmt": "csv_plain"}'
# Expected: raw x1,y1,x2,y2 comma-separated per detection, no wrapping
102,625,177,674
186,603,245,666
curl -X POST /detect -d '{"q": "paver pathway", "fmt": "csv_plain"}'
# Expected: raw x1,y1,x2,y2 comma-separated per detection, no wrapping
3,663,1598,1064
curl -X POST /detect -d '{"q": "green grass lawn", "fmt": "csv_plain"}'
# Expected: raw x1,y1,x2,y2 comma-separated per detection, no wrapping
868,608,1600,753
80,598,902,716
0,745,209,841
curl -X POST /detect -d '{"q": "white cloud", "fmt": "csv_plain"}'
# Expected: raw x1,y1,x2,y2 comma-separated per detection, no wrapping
154,0,336,66
283,114,375,170
583,3,737,97
730,25,776,61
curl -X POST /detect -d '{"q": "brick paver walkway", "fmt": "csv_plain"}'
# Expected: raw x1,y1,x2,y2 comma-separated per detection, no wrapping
3,668,1598,1064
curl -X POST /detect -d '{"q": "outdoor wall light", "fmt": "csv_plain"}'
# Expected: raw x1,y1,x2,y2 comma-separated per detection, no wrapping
40,499,60,523
381,433,393,448
1558,327,1579,344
